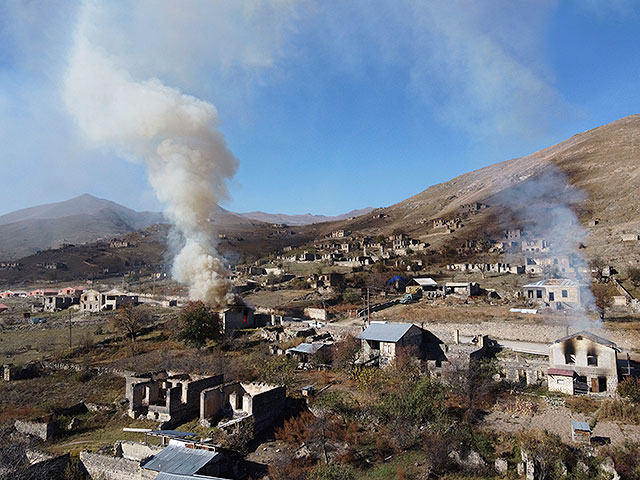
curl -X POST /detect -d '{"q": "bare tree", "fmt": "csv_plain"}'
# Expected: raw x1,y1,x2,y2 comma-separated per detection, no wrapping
112,304,149,343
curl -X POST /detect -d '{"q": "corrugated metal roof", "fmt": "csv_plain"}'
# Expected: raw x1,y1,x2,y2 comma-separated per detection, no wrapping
357,323,416,343
571,421,591,432
523,279,580,288
287,343,325,355
413,277,438,286
142,445,221,475
154,472,231,480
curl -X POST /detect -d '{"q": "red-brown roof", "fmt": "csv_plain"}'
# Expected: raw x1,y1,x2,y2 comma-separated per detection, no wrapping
0,303,9,310
548,368,574,376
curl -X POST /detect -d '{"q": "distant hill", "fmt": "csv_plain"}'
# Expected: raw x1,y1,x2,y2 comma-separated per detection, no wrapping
238,207,375,226
0,194,167,260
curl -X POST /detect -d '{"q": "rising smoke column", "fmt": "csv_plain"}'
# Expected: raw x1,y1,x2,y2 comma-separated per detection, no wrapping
63,9,237,307
500,167,599,327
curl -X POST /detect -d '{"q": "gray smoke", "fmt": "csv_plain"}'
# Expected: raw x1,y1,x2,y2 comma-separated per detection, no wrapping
63,4,237,307
499,167,599,326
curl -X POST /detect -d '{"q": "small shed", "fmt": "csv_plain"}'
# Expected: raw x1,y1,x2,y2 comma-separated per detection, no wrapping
571,421,591,444
0,303,8,313
406,277,438,296
286,342,331,363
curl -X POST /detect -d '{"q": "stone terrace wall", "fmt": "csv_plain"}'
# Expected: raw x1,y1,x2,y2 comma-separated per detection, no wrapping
319,321,639,351
80,452,141,480
425,321,639,351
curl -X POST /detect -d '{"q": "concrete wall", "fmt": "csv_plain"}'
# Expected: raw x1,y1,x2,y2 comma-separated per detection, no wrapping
80,452,141,480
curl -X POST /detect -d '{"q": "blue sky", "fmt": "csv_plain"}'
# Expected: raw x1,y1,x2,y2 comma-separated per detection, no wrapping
0,1,639,217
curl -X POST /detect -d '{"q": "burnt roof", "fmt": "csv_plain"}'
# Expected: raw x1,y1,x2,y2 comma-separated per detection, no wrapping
553,331,618,349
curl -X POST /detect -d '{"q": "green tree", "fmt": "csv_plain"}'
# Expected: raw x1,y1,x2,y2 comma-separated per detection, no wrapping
176,301,222,348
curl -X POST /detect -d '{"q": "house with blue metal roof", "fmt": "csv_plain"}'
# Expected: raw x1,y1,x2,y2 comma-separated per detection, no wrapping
357,322,424,367
141,444,225,478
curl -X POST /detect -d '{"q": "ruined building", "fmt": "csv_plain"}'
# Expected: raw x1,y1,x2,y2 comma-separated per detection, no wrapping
126,371,224,426
200,382,286,434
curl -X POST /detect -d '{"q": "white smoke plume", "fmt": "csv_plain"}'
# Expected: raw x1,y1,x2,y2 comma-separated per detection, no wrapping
497,167,600,327
63,6,237,307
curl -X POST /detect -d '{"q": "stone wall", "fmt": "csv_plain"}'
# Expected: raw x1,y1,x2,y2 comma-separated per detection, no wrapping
80,452,141,480
251,385,287,434
116,441,162,462
14,419,56,441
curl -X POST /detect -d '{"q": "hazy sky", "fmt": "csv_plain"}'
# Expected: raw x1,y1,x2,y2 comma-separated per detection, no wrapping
1,1,639,216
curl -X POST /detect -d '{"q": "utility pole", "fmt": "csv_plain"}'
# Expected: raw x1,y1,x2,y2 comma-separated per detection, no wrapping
367,287,370,325
68,309,72,349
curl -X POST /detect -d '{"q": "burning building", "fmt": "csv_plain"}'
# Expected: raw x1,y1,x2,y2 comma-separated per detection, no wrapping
547,332,619,396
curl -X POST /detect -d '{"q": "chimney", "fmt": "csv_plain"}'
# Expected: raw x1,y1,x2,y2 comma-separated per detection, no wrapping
454,329,460,345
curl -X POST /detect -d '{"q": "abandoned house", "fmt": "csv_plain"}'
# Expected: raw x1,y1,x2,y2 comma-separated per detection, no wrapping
200,382,286,434
406,277,439,297
126,371,225,426
357,322,424,367
547,332,619,396
221,304,256,331
523,279,583,308
521,238,551,253
504,229,522,248
524,256,575,275
330,229,350,238
444,282,481,297
286,342,332,364
43,294,79,312
459,202,488,213
80,289,138,312
621,233,639,242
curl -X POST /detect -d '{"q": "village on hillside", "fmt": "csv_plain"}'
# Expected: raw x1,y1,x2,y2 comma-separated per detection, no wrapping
1,197,640,480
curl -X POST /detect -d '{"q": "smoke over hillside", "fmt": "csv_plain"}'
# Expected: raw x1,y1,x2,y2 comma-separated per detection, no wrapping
63,4,237,307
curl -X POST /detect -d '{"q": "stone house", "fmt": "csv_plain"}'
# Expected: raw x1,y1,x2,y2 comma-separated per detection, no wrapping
504,229,522,248
459,202,488,213
525,256,574,275
547,332,619,396
43,295,79,312
330,229,349,238
221,305,255,331
521,238,551,253
357,322,424,367
523,279,582,308
80,289,102,312
621,233,639,242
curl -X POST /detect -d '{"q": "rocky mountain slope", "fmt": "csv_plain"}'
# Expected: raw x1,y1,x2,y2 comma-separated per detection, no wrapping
297,114,640,267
